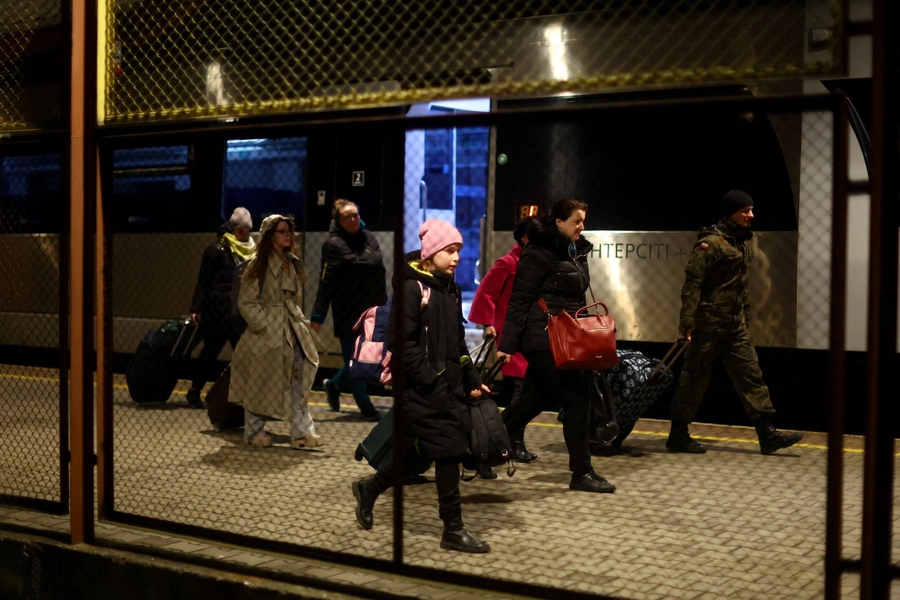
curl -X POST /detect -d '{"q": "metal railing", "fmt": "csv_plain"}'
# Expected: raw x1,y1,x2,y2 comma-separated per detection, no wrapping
101,0,844,123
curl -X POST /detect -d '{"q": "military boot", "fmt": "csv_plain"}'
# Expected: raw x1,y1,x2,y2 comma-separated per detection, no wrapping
351,476,380,530
440,519,491,554
666,420,707,454
753,417,804,455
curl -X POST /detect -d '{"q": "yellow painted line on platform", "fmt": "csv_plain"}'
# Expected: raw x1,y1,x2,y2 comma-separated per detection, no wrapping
525,420,884,455
2,372,896,456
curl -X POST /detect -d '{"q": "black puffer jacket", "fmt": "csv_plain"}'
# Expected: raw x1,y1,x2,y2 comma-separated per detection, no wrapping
388,252,481,459
190,222,240,320
499,225,593,354
311,222,387,338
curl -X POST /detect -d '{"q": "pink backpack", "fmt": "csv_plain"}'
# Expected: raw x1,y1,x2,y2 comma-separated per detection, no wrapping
349,281,430,385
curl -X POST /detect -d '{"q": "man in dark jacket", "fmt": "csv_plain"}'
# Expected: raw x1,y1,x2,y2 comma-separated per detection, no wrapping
186,207,256,408
667,190,804,455
310,200,387,421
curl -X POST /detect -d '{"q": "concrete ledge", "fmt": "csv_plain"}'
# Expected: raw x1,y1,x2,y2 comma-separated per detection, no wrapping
0,531,361,600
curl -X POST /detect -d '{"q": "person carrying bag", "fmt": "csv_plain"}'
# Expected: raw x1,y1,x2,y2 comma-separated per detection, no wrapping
497,198,617,494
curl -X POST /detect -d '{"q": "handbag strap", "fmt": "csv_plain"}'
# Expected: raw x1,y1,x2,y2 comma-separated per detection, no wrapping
575,302,609,317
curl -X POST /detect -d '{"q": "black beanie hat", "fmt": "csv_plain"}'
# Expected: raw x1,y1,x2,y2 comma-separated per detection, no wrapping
722,189,754,217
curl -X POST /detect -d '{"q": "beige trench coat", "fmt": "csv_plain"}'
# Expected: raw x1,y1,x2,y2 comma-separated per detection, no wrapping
229,252,319,420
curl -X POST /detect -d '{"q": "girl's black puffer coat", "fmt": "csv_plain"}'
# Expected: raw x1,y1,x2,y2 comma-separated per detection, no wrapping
388,252,482,459
499,226,594,355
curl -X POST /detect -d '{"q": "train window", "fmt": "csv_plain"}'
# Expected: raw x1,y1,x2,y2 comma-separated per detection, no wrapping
223,137,307,228
0,154,63,234
455,126,490,293
495,91,795,232
112,145,193,232
423,128,454,210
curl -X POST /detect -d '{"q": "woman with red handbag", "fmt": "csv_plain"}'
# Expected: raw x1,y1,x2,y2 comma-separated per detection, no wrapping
496,199,616,494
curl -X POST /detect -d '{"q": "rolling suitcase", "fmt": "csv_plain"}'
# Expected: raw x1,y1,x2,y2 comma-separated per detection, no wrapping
354,407,433,477
206,366,244,431
126,319,200,405
602,341,687,446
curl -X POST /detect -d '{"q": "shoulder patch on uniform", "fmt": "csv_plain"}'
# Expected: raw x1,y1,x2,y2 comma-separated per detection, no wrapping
699,242,708,250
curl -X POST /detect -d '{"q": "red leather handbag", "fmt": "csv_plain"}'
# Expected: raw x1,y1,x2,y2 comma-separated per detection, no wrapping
538,298,618,370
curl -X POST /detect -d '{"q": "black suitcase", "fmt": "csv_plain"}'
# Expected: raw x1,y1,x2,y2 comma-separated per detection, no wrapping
354,407,433,477
126,319,200,405
206,366,244,431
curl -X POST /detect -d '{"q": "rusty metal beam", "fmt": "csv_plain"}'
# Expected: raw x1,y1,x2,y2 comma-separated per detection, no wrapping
860,0,899,597
69,0,98,544
824,94,849,600
96,144,113,520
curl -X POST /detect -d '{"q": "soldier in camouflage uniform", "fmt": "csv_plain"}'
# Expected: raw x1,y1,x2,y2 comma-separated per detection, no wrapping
667,190,804,455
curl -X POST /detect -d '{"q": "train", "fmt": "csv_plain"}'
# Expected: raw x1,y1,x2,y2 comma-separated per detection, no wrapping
0,0,892,435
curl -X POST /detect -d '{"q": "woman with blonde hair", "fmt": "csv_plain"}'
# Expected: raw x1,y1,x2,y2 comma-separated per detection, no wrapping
229,214,324,448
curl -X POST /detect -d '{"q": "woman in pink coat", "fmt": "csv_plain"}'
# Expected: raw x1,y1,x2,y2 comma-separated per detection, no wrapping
468,218,538,465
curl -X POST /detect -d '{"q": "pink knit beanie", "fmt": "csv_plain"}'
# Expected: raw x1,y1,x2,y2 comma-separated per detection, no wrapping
419,219,464,260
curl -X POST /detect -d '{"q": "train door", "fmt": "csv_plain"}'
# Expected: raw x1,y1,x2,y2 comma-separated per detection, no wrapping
404,99,491,339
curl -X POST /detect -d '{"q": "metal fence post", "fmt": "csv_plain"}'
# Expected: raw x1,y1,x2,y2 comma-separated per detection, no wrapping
824,93,849,600
860,0,899,597
69,0,98,544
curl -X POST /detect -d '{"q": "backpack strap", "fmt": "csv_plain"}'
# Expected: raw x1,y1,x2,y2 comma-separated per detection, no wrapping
417,281,430,310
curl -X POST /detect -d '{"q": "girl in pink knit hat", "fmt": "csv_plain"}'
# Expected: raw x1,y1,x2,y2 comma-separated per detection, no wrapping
352,219,493,553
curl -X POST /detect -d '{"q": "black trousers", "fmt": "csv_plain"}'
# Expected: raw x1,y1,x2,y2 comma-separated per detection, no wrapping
192,316,243,390
371,444,463,525
506,378,527,443
501,350,592,476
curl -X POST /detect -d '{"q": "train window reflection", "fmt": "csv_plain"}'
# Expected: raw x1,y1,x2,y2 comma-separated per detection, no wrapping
112,145,192,232
113,145,190,168
0,154,63,234
223,137,307,228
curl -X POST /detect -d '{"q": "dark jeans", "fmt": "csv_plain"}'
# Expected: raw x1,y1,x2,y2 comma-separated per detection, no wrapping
333,337,377,413
501,350,592,476
192,317,242,390
371,446,462,525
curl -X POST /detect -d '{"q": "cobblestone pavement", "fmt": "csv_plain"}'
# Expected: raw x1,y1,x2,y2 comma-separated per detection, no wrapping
2,367,899,599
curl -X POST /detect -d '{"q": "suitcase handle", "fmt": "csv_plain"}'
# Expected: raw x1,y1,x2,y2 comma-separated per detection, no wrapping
470,336,495,369
170,322,198,358
481,359,504,387
649,340,689,380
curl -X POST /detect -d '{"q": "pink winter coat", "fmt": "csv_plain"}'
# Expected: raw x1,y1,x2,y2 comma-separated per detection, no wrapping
468,244,529,378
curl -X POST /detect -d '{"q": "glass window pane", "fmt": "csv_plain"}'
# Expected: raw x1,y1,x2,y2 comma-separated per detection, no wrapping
0,154,63,233
112,145,192,232
224,137,307,228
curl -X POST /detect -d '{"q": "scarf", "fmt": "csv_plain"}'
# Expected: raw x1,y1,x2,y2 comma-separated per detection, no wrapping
222,232,256,263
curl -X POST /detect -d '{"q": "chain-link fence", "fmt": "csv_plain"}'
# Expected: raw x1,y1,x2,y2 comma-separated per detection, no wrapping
0,151,66,511
85,98,865,598
102,0,843,122
0,0,65,130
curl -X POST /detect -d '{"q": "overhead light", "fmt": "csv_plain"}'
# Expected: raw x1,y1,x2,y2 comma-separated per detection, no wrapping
544,24,569,81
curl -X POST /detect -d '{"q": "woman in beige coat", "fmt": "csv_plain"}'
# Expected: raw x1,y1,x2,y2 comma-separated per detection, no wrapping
229,214,324,449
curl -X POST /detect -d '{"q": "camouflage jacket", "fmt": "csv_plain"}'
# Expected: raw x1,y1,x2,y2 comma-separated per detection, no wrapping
679,219,752,335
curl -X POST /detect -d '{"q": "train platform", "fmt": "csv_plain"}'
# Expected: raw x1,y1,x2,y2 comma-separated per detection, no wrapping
1,366,899,599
